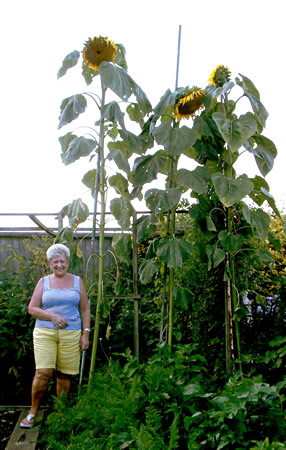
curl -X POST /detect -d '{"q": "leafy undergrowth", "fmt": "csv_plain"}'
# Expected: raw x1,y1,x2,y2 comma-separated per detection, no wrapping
42,343,286,449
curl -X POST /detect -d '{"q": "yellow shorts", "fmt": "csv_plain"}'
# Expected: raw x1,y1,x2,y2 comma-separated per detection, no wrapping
33,328,81,375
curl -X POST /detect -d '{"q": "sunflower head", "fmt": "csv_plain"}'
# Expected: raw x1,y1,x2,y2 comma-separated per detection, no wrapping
174,87,206,121
82,36,117,71
208,65,232,88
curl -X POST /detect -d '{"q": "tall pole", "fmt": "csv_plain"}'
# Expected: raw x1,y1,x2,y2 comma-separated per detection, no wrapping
175,25,182,90
167,25,182,347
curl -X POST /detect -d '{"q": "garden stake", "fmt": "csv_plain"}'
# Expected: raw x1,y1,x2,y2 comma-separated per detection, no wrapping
79,350,86,386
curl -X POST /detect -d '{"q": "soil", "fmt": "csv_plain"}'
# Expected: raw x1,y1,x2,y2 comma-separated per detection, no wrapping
0,409,20,449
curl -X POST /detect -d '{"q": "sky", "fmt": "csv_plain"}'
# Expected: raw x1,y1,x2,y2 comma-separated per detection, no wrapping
0,0,285,229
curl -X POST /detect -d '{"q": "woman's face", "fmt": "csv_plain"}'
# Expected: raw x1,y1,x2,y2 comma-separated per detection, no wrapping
48,254,69,277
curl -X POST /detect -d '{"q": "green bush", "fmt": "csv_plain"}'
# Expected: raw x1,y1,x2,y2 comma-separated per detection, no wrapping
43,343,286,449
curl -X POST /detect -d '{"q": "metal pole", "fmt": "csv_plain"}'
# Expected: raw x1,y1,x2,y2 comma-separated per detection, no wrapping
175,25,182,89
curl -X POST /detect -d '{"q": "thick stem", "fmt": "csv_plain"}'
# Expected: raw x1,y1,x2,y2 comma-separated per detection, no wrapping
132,211,139,359
89,80,106,380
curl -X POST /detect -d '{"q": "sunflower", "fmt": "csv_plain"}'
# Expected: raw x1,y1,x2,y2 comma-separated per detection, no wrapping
174,87,206,121
82,36,117,71
208,64,232,87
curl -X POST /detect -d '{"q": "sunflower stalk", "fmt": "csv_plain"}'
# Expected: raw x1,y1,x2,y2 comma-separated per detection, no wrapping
89,79,106,379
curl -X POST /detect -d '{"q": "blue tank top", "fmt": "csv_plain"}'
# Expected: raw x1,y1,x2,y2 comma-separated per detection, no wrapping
35,275,81,330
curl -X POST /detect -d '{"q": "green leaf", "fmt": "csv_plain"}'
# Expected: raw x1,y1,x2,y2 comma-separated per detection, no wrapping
153,87,184,116
236,73,268,127
82,169,97,197
132,153,166,187
109,173,129,199
106,150,130,175
61,198,89,230
156,238,193,269
206,215,217,232
59,133,97,165
193,116,213,137
81,62,99,85
177,166,211,194
135,215,157,243
103,101,125,130
145,188,181,213
218,231,244,253
213,247,226,267
253,135,277,177
152,122,198,156
145,239,159,259
119,129,150,155
212,112,257,152
257,248,274,264
112,233,132,264
139,259,160,284
58,94,87,129
242,204,270,240
100,62,133,101
173,287,193,310
114,43,128,70
206,244,226,269
212,173,253,207
126,103,144,125
206,80,235,98
248,175,270,206
57,50,80,79
110,196,133,229
100,62,152,114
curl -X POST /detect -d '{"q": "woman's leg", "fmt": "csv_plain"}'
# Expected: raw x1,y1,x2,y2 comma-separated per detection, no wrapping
56,371,72,400
20,368,53,426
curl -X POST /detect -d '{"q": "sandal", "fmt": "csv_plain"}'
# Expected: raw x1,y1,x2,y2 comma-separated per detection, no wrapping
20,413,36,428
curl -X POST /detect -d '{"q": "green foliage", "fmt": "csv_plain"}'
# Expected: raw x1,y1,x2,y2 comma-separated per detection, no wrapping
42,344,286,449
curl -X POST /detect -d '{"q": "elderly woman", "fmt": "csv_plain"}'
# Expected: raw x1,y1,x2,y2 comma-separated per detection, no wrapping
20,243,90,428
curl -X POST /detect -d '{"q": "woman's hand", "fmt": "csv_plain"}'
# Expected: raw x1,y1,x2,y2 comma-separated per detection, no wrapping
51,314,68,329
80,333,89,351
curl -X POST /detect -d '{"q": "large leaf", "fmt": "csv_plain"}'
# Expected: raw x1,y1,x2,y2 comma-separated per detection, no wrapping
57,50,80,79
59,133,97,165
212,112,257,152
103,101,125,130
145,188,181,213
109,173,129,198
242,204,270,240
173,287,194,310
139,259,160,284
132,153,166,186
253,135,277,177
206,81,235,98
248,175,280,216
135,214,157,243
152,121,198,156
61,198,89,230
119,129,150,155
82,169,97,197
114,43,128,70
58,94,87,129
110,196,133,229
212,173,254,207
153,87,185,116
206,244,226,270
218,231,244,254
112,233,132,264
177,166,211,194
156,238,193,269
106,149,130,175
100,62,151,114
81,62,99,85
236,74,268,127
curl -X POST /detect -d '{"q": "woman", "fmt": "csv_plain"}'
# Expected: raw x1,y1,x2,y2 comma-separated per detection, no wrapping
20,243,90,428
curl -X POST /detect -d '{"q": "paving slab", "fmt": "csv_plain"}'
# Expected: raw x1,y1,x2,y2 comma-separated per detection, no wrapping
5,408,43,449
